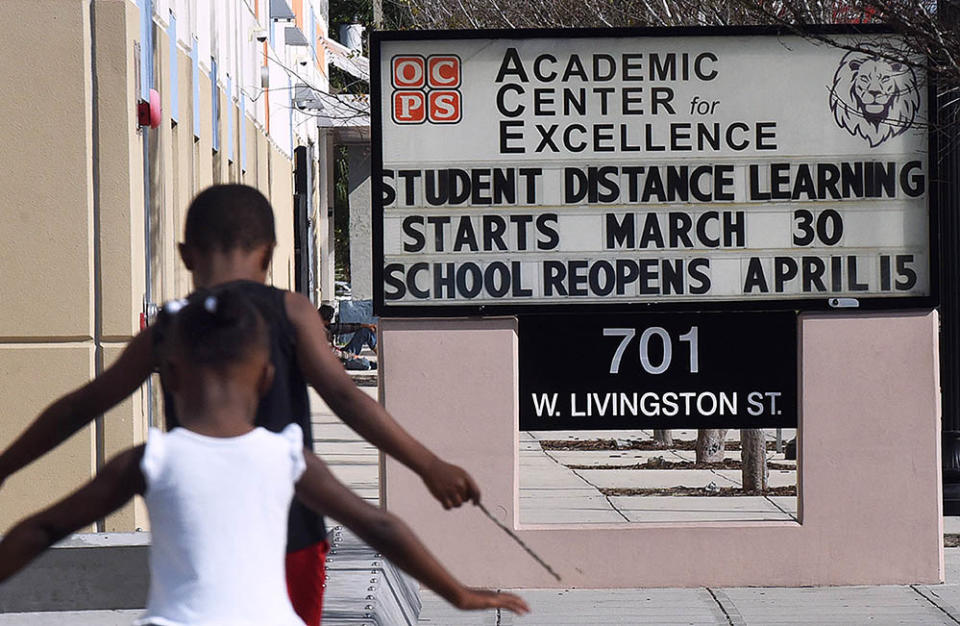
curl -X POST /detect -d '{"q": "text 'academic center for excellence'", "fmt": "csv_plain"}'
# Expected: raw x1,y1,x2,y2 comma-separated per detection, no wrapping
0,0,369,532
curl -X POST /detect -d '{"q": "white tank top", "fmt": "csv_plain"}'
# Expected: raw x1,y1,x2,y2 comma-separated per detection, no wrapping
132,424,307,626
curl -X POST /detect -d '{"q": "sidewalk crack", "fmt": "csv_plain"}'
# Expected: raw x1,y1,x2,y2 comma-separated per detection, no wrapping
912,584,960,624
569,466,631,522
763,493,798,522
538,442,630,522
706,588,745,626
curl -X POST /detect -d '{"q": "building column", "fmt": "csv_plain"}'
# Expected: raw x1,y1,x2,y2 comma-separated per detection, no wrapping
347,144,373,301
318,127,336,303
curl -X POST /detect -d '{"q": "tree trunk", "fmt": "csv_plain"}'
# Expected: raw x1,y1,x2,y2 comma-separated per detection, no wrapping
653,430,673,446
741,429,768,492
695,429,727,463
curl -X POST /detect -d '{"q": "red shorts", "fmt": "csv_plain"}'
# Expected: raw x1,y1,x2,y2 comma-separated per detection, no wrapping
286,540,330,626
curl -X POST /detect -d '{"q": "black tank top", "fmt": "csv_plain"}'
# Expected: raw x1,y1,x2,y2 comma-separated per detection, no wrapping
154,281,325,552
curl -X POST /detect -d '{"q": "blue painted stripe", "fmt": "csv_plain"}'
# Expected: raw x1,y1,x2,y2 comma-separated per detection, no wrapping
240,97,247,172
191,38,200,138
139,0,154,97
288,74,293,154
227,74,234,161
168,13,178,122
309,7,316,57
211,57,220,152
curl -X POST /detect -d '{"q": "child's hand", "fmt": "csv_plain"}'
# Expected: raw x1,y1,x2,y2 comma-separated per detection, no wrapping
456,588,530,615
423,459,481,509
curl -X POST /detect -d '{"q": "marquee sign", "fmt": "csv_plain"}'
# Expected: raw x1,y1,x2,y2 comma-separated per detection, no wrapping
371,27,936,315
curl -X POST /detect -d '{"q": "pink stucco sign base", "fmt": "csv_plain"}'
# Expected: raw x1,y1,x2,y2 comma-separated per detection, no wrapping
379,312,942,588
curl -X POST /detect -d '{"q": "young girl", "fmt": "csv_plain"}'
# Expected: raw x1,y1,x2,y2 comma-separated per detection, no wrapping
0,288,528,624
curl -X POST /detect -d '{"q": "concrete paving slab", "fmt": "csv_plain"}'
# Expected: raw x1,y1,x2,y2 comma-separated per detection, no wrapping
328,465,378,493
521,468,596,488
541,449,796,468
718,586,952,625
0,611,143,625
945,516,960,535
310,421,363,441
575,468,741,489
609,496,796,523
313,439,378,457
312,454,379,467
418,588,726,625
575,468,796,490
768,496,799,517
417,591,497,624
946,548,960,583
913,584,960,621
520,487,607,499
520,506,628,524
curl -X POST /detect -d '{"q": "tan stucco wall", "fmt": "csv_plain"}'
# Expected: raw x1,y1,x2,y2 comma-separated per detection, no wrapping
173,48,195,297
196,70,214,190
156,27,179,305
93,0,149,530
0,346,98,532
96,0,144,340
0,0,305,533
271,145,295,291
102,343,148,531
0,1,95,339
0,1,97,532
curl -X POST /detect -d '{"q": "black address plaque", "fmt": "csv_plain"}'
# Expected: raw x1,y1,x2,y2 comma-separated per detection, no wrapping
518,312,797,431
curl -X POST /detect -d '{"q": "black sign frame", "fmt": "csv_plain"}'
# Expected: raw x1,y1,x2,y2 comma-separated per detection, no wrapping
371,25,940,317
518,311,798,431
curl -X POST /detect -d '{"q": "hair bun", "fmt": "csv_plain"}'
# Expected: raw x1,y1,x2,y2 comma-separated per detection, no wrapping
203,295,218,314
205,288,245,327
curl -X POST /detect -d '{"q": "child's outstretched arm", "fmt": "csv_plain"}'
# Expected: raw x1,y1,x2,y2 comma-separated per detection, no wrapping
295,450,529,615
0,330,155,490
285,292,480,510
0,445,145,583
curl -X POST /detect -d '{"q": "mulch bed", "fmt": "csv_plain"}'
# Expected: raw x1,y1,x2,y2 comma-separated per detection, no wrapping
565,458,795,471
600,485,798,497
539,438,779,452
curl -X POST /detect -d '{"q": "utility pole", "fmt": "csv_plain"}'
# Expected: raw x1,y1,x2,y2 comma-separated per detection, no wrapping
373,0,383,29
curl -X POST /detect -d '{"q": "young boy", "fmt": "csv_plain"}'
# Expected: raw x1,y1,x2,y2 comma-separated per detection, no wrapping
0,288,528,624
0,184,480,625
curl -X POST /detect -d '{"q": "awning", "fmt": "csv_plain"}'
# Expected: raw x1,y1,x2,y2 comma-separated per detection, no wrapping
293,83,370,129
321,36,369,82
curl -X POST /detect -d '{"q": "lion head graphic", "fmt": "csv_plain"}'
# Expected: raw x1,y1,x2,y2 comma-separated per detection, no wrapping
829,49,920,147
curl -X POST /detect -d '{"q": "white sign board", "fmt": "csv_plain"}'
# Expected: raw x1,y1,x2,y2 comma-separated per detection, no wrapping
372,28,934,313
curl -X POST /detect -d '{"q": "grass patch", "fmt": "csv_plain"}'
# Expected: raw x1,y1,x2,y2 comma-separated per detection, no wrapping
565,458,795,471
539,438,779,452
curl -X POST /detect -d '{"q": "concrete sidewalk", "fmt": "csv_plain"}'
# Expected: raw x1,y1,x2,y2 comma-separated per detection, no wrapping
0,391,950,625
4,552,959,624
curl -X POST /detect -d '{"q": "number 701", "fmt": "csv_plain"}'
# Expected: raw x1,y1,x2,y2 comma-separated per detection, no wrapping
603,326,699,375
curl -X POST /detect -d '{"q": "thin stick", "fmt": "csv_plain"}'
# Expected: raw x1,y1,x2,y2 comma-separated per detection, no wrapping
476,502,562,582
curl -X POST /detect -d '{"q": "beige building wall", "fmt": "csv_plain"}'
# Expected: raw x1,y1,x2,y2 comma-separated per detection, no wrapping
0,1,98,532
0,0,311,533
95,0,149,530
271,145,296,291
172,47,195,297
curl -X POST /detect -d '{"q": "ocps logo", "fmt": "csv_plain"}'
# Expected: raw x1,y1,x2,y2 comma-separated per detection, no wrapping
391,54,461,124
